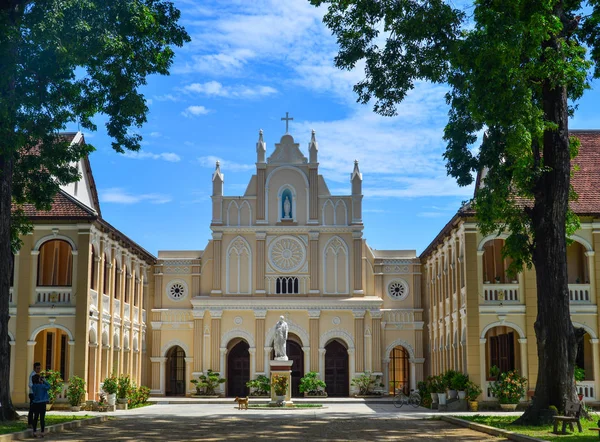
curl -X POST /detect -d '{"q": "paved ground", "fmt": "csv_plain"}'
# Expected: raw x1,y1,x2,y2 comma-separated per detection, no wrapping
40,404,508,441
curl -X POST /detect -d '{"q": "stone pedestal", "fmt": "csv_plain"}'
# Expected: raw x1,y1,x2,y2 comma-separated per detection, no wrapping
269,360,293,407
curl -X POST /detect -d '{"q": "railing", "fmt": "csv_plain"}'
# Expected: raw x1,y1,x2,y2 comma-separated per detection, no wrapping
142,309,146,323
482,283,519,303
36,287,72,304
89,289,98,311
124,303,130,320
382,309,415,324
569,284,591,303
159,309,192,322
577,381,596,400
102,294,110,314
114,299,121,316
133,306,139,322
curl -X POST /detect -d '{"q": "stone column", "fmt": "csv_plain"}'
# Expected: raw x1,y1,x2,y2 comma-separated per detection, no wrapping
212,233,222,295
203,326,211,373
479,339,487,399
586,251,596,297
353,232,363,296
309,310,320,371
150,357,166,395
374,264,383,298
302,347,311,375
348,348,356,393
353,310,365,373
88,344,98,400
319,348,326,378
256,165,266,223
191,259,201,297
591,339,599,400
211,310,222,371
192,310,204,375
219,348,227,395
254,310,267,373
248,347,256,381
309,232,319,295
371,311,382,373
412,358,425,389
382,359,390,395
309,166,319,222
68,340,76,380
264,346,272,378
185,357,194,394
518,338,528,381
409,360,416,392
74,232,91,379
255,233,266,295
150,318,162,393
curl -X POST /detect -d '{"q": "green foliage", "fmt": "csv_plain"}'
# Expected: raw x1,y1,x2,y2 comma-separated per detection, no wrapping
246,375,271,396
574,366,585,382
190,370,226,395
450,372,469,391
489,365,500,380
40,370,64,404
465,381,483,402
102,374,118,395
417,379,432,408
128,385,150,407
351,371,383,395
489,370,528,404
271,374,288,396
117,374,132,399
442,369,460,390
298,371,327,395
66,376,86,407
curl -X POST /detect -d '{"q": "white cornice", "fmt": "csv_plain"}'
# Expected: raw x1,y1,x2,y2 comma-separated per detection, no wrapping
211,226,363,234
190,296,383,310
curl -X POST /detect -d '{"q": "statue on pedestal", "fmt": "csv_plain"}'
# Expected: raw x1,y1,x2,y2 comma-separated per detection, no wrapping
273,316,289,361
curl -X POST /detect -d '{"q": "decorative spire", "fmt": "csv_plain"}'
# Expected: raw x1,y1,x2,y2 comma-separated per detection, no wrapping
256,129,266,163
309,129,318,163
352,160,361,179
212,160,223,182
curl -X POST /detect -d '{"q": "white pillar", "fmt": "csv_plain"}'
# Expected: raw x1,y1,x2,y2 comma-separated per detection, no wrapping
184,357,194,395
409,360,416,392
382,359,390,395
480,338,487,398
159,357,167,395
518,338,528,381
302,347,310,376
248,347,256,381
585,251,595,296
348,348,356,394
219,348,227,395
203,328,210,373
264,346,271,377
319,348,326,379
591,339,599,400
68,340,75,379
9,339,16,397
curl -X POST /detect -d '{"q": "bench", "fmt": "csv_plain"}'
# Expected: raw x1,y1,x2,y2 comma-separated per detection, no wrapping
553,401,583,434
590,420,600,440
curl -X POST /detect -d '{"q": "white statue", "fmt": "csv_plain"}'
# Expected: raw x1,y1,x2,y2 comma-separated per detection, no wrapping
283,196,291,219
273,316,289,361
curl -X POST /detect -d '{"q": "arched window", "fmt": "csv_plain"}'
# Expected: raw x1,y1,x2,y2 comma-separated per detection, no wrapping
37,240,73,286
276,276,299,294
281,188,293,220
103,254,109,295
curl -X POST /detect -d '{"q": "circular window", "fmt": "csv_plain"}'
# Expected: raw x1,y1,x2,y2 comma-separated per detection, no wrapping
268,235,306,273
387,279,409,301
166,279,188,301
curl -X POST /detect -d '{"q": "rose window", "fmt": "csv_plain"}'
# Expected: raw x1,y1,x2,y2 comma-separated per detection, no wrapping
166,280,188,301
269,236,306,273
387,279,409,300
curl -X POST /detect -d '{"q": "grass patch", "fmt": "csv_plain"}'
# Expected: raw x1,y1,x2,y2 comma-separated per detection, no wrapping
0,414,93,435
248,404,323,409
128,402,153,410
452,414,600,441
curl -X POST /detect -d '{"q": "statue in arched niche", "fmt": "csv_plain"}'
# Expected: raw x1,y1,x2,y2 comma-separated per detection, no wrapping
283,196,291,219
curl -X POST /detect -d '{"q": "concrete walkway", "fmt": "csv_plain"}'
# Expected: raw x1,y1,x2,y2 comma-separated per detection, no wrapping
39,403,509,441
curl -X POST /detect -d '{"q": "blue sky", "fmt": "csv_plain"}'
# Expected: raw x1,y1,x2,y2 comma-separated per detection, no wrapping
76,0,600,257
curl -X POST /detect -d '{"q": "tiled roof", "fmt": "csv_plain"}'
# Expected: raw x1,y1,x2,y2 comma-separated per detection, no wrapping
19,190,97,220
571,130,600,215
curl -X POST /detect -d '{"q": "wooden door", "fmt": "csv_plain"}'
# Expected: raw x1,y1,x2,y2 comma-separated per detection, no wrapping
324,340,349,397
227,341,250,397
287,341,304,397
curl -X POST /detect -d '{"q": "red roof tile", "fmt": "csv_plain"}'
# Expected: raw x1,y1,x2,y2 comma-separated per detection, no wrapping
571,130,600,215
19,190,97,220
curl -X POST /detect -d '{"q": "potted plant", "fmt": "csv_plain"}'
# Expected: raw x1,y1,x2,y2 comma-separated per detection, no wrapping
494,276,501,284
40,370,64,411
67,375,86,411
574,365,585,401
465,381,483,411
444,370,459,399
425,376,438,404
435,375,447,405
451,372,469,400
351,371,383,396
246,375,271,397
117,374,132,404
190,370,226,396
97,393,108,412
488,365,500,381
489,369,528,411
299,371,327,397
102,374,118,405
272,374,288,401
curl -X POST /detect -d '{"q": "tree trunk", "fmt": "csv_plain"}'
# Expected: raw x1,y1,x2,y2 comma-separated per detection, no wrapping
0,151,18,421
514,60,577,425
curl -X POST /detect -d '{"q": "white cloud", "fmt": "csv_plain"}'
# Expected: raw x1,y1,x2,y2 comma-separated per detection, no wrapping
181,105,210,117
182,81,277,99
198,155,254,172
100,188,171,204
123,151,181,162
154,93,180,102
150,131,161,138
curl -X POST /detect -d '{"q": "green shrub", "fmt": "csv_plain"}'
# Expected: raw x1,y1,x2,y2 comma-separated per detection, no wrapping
66,375,86,407
246,375,271,396
451,372,469,391
190,369,226,395
465,380,482,401
102,374,118,395
117,374,132,399
129,385,151,407
41,370,64,404
574,366,585,382
417,379,432,408
489,370,527,404
351,371,383,395
299,372,326,395
443,370,460,389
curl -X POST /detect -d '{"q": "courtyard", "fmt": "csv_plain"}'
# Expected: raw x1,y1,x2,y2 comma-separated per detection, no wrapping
36,404,507,441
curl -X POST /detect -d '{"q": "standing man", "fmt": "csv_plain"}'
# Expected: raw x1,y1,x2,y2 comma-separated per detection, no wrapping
28,362,42,427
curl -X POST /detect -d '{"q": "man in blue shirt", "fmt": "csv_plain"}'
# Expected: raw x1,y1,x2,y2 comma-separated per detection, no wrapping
28,362,42,427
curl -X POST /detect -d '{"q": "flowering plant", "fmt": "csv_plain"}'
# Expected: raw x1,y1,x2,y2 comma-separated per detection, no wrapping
272,374,288,396
489,369,527,404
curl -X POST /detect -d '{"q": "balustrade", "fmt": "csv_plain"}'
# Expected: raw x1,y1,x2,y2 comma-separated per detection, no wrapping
124,303,130,320
102,294,110,314
89,289,98,311
482,283,519,303
35,287,72,304
576,381,596,400
569,284,591,303
133,306,139,323
114,299,121,317
142,309,146,323
382,309,415,324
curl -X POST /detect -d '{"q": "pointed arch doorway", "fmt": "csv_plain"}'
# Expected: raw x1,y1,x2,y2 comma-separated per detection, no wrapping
324,340,349,397
227,340,250,397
